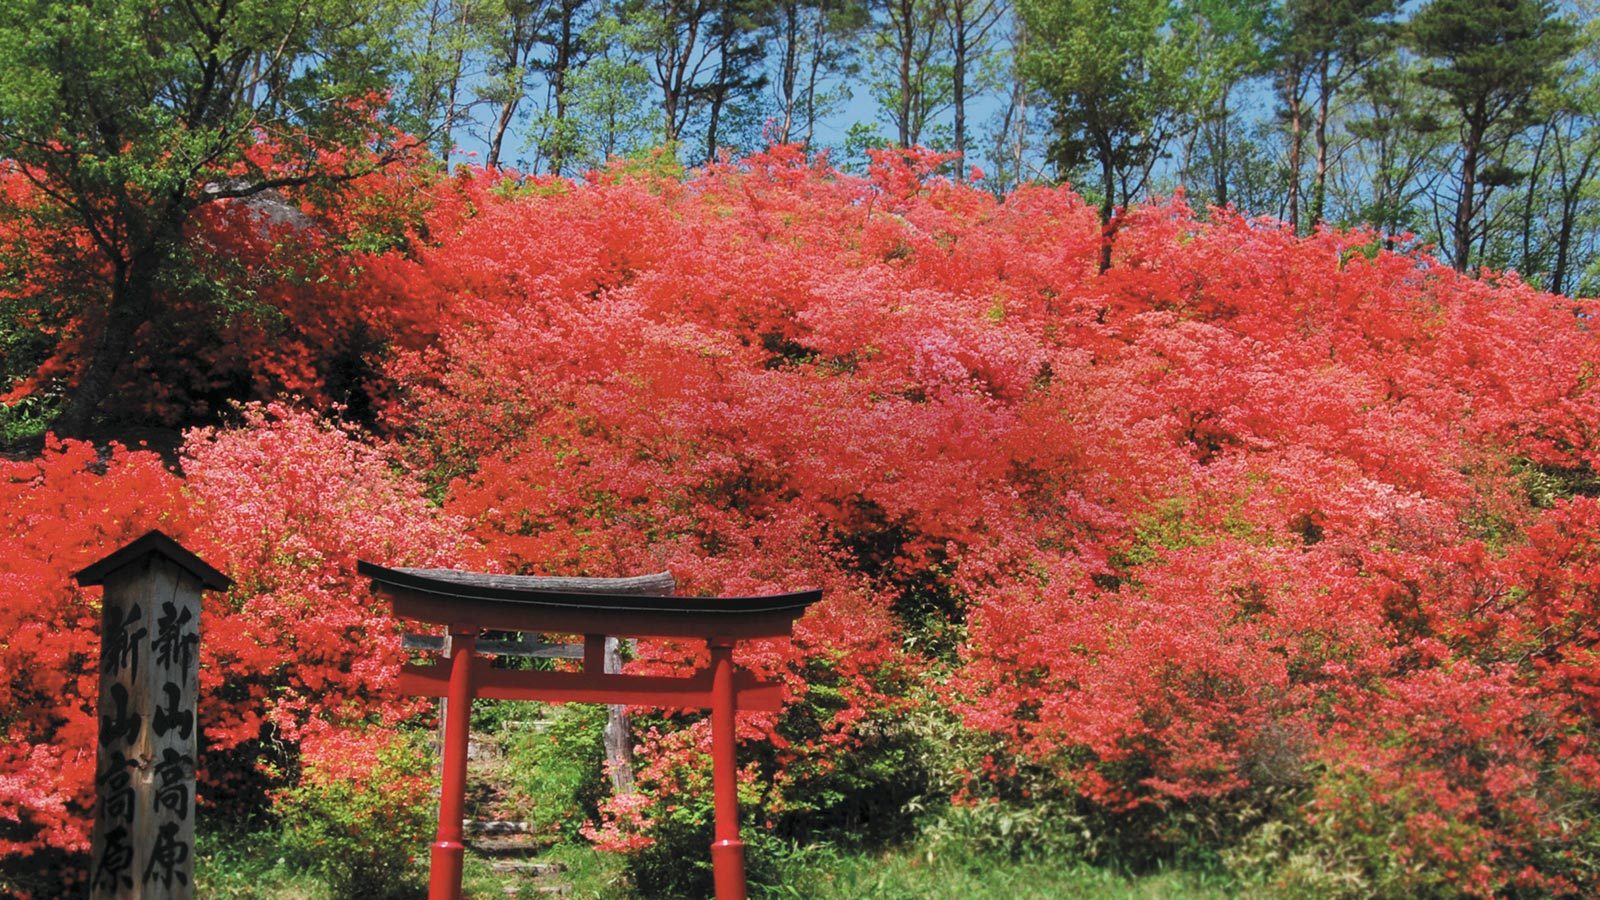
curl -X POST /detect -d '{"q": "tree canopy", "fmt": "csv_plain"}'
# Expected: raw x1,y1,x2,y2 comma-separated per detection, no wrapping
0,0,422,434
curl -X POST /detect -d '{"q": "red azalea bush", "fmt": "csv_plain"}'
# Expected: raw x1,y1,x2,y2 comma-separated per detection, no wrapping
181,402,482,752
375,148,1600,893
0,404,477,894
0,438,186,861
5,143,1600,895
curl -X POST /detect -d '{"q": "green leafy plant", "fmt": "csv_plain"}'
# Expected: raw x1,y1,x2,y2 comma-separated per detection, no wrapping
504,703,612,840
276,728,436,900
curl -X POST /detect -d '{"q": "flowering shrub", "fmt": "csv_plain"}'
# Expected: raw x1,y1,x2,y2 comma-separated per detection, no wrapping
275,725,435,899
379,149,1600,892
0,438,185,871
182,402,482,752
0,404,477,894
4,144,1600,893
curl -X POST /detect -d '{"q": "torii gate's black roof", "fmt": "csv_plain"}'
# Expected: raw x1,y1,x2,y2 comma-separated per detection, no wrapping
358,561,821,638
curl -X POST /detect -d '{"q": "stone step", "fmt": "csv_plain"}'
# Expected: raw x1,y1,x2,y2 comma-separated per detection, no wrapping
468,833,554,857
502,886,571,897
500,718,556,732
466,819,535,835
489,859,567,877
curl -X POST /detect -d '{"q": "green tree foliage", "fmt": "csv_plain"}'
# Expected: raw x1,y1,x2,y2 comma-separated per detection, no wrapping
1017,0,1184,268
1172,0,1272,209
556,14,662,167
1409,0,1576,271
0,0,422,435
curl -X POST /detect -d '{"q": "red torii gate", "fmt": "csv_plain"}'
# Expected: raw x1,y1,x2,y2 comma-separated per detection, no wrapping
358,562,821,900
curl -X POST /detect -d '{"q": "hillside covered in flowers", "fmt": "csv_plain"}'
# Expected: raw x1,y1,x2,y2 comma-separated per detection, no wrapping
5,146,1600,896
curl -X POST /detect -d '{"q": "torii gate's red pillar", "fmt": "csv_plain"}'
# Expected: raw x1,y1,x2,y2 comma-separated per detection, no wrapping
709,640,745,899
430,627,477,900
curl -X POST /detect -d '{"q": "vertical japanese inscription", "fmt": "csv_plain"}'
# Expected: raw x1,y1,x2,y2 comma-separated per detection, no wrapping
102,603,148,679
152,601,197,679
93,826,136,894
142,822,190,890
87,552,205,900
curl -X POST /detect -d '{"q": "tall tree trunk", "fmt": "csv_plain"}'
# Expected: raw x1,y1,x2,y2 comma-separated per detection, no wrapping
437,0,472,166
1284,66,1305,233
778,2,801,142
602,638,635,794
1012,26,1026,184
1455,114,1484,272
705,90,723,162
440,42,467,164
488,94,519,170
994,75,1017,187
705,4,744,165
1215,91,1230,207
663,86,679,143
803,6,826,145
1098,145,1115,274
1519,123,1550,273
488,15,533,173
952,11,967,170
1551,141,1599,296
1310,56,1331,228
661,0,706,144
897,0,913,146
57,243,165,437
419,0,449,152
547,1,577,175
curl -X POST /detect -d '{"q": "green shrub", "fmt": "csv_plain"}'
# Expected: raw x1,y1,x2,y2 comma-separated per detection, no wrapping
503,702,612,840
625,812,847,899
276,729,435,900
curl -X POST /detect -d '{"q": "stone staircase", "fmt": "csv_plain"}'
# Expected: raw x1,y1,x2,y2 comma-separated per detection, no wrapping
463,730,573,897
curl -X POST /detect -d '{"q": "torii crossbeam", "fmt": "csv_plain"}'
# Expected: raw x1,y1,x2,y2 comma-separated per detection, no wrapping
358,562,821,900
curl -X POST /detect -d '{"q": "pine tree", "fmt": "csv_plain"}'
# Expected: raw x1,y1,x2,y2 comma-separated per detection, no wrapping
1410,0,1575,271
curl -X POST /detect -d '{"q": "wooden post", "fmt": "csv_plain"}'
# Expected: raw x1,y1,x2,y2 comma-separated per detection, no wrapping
430,627,477,900
602,637,636,795
708,640,746,900
75,531,230,900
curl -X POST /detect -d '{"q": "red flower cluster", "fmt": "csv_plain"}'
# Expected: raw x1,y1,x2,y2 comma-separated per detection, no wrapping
5,143,1600,892
378,149,1600,891
1,405,478,860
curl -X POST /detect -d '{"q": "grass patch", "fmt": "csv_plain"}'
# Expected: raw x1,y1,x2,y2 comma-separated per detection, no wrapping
464,843,633,899
197,827,1240,899
755,842,1237,900
195,827,331,899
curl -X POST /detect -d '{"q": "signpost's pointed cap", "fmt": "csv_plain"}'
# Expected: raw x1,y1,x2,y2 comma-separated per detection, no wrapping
74,529,232,591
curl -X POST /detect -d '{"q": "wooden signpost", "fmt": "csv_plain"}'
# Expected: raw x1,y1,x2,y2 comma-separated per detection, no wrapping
76,531,230,900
